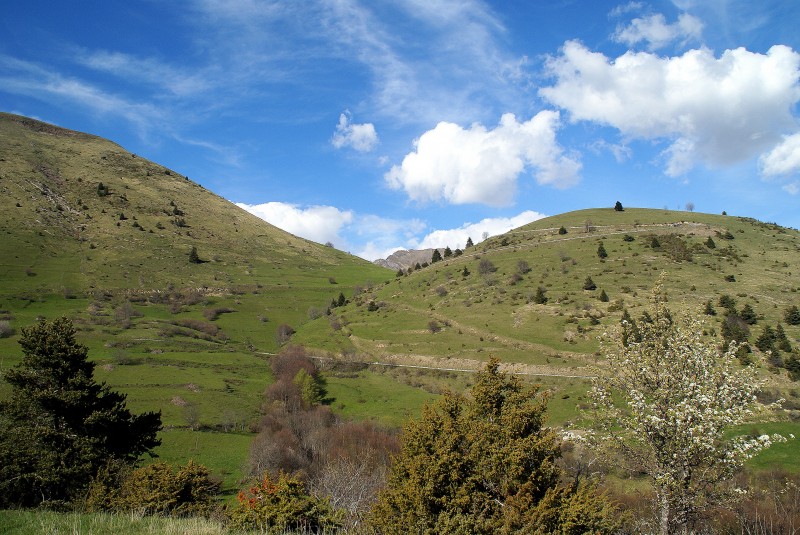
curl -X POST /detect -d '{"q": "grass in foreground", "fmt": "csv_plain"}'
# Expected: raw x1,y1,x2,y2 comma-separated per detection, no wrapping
0,510,229,535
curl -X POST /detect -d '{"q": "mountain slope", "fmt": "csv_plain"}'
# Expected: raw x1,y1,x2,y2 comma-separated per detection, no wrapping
297,207,800,385
0,112,387,295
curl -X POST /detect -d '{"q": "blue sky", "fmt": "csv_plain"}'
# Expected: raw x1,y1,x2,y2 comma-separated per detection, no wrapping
2,1,799,260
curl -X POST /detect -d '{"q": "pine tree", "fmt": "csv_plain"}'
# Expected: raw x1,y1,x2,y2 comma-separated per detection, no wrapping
0,318,161,507
599,289,609,302
533,286,548,304
614,201,624,211
189,246,201,264
558,226,568,235
465,237,474,248
785,305,800,326
443,246,452,258
597,242,608,259
431,249,442,263
583,276,597,290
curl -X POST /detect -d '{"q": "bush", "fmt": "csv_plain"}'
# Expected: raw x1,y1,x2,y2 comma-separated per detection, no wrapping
583,277,597,291
229,472,343,532
622,234,635,242
0,320,13,338
86,461,220,517
478,259,497,275
558,226,568,235
276,324,295,344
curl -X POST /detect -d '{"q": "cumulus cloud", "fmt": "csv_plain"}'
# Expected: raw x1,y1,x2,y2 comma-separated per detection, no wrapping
235,201,353,246
385,111,581,207
613,12,703,50
331,110,379,152
541,42,800,176
760,132,800,178
416,211,547,250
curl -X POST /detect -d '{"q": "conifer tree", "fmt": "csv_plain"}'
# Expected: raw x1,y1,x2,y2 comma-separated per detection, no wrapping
372,358,618,534
465,237,474,248
0,318,161,507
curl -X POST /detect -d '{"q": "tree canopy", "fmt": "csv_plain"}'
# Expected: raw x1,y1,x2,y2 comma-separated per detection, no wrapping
372,357,618,534
0,317,161,507
590,282,783,534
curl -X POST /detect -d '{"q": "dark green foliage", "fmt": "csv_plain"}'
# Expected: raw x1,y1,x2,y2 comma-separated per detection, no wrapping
650,237,661,249
462,266,470,277
453,248,463,257
443,246,452,258
86,460,220,517
558,226,568,235
229,472,342,532
703,300,717,316
0,318,161,508
96,182,108,197
599,289,609,302
396,269,404,277
786,356,800,381
188,246,201,264
465,237,474,248
785,305,800,326
622,234,635,242
431,249,442,263
597,242,608,259
533,287,548,305
705,237,716,249
371,358,618,534
739,304,757,325
294,368,325,407
755,326,776,353
337,292,347,307
776,324,792,353
725,274,737,282
583,276,597,291
718,295,737,315
614,201,624,211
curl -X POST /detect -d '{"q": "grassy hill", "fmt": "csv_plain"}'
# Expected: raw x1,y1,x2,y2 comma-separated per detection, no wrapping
2,112,800,493
0,112,393,491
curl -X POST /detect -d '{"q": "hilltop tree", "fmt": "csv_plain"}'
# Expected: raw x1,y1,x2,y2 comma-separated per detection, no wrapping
465,237,474,248
443,246,452,258
431,249,442,263
0,318,161,507
614,201,624,211
590,283,782,534
372,357,618,534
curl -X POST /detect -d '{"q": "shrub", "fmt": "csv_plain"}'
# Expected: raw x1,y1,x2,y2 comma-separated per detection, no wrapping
428,321,441,333
739,304,757,325
228,472,343,532
86,461,220,517
558,226,568,235
599,289,609,302
614,201,624,211
533,287,548,305
478,259,497,275
622,234,635,242
517,259,531,274
0,320,13,338
276,324,296,344
597,242,608,259
724,274,736,282
202,307,235,321
583,277,597,291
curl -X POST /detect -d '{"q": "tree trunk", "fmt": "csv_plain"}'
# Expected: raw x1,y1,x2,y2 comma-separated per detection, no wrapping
659,492,670,535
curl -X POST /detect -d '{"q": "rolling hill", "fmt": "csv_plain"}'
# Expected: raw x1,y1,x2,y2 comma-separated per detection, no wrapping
2,112,800,489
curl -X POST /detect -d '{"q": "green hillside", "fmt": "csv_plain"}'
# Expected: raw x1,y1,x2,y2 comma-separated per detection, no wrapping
2,113,800,491
0,113,392,490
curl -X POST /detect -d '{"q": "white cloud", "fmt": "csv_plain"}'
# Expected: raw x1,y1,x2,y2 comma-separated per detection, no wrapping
331,111,379,152
385,111,581,207
416,211,547,250
760,132,800,177
783,182,799,195
609,2,644,18
541,42,800,176
235,201,353,246
613,12,703,50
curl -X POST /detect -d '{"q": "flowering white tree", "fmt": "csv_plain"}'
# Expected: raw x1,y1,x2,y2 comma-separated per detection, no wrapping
590,283,783,534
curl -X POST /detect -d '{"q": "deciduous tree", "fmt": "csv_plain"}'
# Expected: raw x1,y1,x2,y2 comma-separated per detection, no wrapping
589,283,783,534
